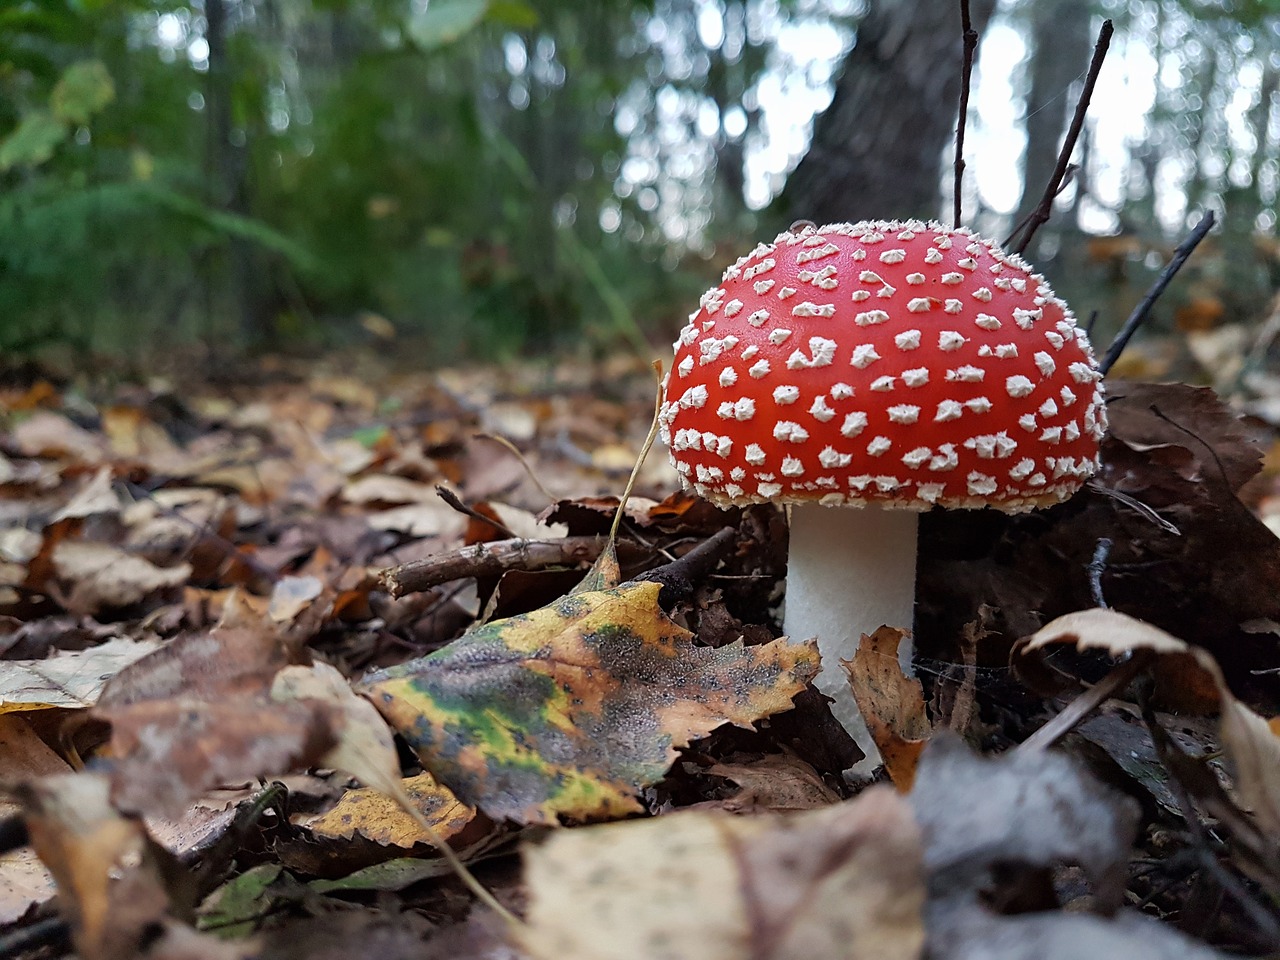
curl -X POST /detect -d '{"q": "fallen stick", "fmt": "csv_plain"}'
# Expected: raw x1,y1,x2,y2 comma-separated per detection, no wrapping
380,536,610,598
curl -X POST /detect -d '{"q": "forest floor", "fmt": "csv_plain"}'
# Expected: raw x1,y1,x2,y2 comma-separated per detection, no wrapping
2,346,1280,960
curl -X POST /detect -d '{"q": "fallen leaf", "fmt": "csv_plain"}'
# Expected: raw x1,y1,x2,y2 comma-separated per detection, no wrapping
307,857,455,893
521,786,924,960
901,735,1225,960
361,581,819,823
92,622,335,816
706,754,839,812
17,773,187,960
267,575,324,623
845,626,931,791
1015,608,1280,837
50,540,190,614
0,637,161,713
908,733,1139,906
302,772,475,848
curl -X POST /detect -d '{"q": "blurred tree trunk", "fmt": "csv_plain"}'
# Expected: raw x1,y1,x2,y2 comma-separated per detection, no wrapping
1014,0,1092,233
205,0,262,346
783,0,996,223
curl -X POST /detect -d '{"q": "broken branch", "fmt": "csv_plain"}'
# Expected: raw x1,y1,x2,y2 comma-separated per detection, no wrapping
380,536,611,598
1100,210,1216,375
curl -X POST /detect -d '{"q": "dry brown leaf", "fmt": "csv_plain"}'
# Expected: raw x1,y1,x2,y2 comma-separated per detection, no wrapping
521,787,924,960
92,622,333,816
17,773,186,960
11,411,108,462
706,754,840,812
53,466,122,521
51,540,190,613
0,637,161,714
1016,608,1280,838
267,575,324,623
845,626,932,791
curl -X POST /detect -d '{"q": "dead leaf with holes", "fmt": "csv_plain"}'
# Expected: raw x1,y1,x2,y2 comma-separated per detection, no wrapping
520,786,924,960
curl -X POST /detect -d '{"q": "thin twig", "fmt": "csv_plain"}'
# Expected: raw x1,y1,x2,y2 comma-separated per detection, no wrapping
1100,211,1216,374
953,0,979,228
1001,166,1078,249
634,526,738,606
1012,19,1113,255
435,485,517,540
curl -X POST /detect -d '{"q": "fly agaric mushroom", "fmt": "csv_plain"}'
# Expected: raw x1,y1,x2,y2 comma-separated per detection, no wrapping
659,220,1105,772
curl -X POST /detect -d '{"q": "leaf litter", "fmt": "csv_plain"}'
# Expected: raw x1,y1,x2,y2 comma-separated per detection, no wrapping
0,352,1278,957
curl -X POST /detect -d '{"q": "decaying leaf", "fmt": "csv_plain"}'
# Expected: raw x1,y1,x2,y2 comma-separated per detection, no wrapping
706,754,840,813
908,734,1228,960
303,772,475,848
50,540,191,614
0,636,161,713
521,786,923,960
361,581,819,823
92,623,336,817
16,773,188,960
1015,608,1280,838
845,626,931,791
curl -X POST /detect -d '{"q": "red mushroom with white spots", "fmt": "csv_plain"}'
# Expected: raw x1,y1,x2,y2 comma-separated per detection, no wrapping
659,219,1106,774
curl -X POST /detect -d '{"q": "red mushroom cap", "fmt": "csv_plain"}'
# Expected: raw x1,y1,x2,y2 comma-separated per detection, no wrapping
659,220,1106,511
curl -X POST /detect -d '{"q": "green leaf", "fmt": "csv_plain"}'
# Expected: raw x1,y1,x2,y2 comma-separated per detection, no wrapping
407,0,489,50
0,111,67,172
486,0,538,29
50,60,115,125
310,858,454,894
197,864,290,938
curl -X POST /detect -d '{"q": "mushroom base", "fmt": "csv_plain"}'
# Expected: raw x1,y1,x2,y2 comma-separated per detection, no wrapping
783,502,918,778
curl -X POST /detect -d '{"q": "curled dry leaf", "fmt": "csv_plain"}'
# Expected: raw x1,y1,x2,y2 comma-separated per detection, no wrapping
705,754,840,813
0,714,69,923
521,786,924,960
1014,608,1280,838
844,626,931,791
361,581,819,824
16,773,187,960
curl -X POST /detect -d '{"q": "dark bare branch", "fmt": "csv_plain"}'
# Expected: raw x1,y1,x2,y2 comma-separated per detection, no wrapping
953,0,979,228
1100,211,1216,374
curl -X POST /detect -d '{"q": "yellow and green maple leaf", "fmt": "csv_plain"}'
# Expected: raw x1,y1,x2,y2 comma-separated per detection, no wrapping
360,582,819,824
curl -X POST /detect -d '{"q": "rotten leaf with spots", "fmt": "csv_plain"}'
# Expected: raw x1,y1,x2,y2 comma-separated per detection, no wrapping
361,580,820,823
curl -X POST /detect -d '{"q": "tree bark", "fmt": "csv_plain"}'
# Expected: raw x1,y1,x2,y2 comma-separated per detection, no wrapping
783,0,996,224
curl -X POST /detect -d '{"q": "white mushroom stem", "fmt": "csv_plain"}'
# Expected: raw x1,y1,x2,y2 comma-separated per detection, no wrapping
783,503,917,777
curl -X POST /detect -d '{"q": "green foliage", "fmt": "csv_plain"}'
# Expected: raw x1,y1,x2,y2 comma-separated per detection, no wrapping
0,0,760,362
